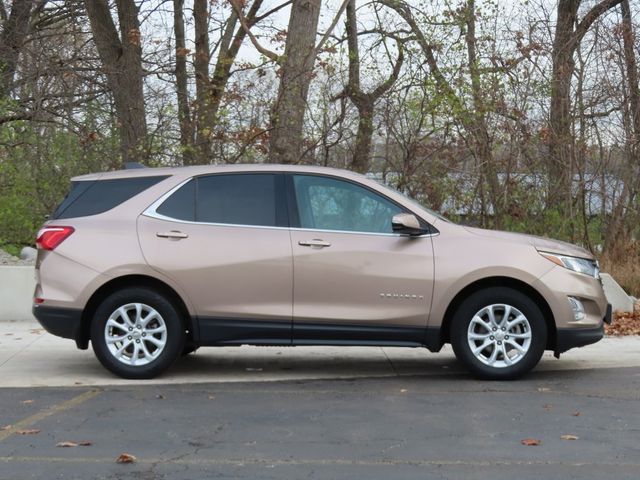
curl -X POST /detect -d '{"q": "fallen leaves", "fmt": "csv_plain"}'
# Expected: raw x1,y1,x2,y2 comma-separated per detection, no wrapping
56,441,78,448
521,438,541,446
606,305,640,336
116,453,137,464
56,440,92,448
15,429,40,435
560,434,579,440
1,425,11,431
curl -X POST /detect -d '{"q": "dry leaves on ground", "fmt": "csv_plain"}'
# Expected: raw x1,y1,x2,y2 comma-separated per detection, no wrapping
521,438,541,446
606,305,640,336
56,440,92,448
116,453,137,464
560,434,579,440
15,429,40,435
1,425,11,431
56,441,78,448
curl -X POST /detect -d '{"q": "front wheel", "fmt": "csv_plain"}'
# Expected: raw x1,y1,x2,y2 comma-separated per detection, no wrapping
91,287,185,379
450,287,547,380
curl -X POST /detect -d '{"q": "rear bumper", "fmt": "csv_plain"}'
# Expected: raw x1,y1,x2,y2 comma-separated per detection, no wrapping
33,305,83,346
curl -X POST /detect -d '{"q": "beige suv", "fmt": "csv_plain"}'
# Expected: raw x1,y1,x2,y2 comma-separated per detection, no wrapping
33,165,611,380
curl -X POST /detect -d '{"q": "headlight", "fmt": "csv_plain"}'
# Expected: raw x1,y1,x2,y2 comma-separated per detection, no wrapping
539,251,600,279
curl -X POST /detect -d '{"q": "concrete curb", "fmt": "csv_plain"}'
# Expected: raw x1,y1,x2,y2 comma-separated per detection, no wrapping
0,266,35,321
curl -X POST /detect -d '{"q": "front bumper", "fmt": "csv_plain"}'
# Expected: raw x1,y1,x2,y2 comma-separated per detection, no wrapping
554,302,611,356
33,305,83,346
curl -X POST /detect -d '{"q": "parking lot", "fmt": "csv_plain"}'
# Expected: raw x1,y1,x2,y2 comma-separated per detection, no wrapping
1,321,639,479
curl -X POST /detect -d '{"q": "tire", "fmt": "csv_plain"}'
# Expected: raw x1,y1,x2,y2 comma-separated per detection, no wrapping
91,287,185,379
450,287,547,380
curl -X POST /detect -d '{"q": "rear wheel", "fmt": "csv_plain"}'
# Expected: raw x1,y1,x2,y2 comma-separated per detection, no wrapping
450,287,547,380
91,287,185,379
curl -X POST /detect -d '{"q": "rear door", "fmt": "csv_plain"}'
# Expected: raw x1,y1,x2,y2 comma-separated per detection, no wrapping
137,173,293,345
288,174,434,344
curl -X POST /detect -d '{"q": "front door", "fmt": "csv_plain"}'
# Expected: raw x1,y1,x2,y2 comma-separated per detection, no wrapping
288,174,434,344
138,173,293,345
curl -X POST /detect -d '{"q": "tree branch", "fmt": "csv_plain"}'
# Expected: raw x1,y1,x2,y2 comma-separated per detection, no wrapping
228,0,279,62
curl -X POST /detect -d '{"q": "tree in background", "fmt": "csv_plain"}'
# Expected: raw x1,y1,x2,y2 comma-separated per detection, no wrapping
1,0,640,293
84,0,147,166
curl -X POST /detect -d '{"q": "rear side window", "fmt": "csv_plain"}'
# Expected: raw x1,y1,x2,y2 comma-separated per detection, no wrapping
197,174,282,226
52,176,168,220
156,179,195,221
155,174,285,227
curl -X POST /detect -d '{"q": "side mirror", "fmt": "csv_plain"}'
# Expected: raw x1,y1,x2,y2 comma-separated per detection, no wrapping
392,213,428,236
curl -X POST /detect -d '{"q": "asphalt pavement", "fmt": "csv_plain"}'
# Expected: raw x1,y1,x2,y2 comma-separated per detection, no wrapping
1,320,639,479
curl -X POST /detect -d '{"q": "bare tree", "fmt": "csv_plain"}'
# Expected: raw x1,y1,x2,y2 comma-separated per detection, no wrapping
548,0,623,208
173,0,194,165
339,0,404,173
0,0,36,99
268,0,322,163
84,0,148,165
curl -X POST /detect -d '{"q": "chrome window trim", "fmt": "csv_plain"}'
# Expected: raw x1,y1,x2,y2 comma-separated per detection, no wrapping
142,176,439,238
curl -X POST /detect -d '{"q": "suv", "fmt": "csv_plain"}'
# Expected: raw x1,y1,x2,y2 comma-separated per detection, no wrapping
33,165,611,379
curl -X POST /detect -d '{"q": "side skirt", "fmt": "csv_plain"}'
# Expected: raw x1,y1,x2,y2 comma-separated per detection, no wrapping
197,317,442,349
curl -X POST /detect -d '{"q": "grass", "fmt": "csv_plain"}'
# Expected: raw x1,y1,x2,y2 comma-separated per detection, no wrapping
0,243,22,258
600,245,640,298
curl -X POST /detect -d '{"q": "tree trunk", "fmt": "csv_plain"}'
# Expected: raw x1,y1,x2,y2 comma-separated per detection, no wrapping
193,0,213,163
0,0,35,98
548,0,623,211
344,0,403,173
548,0,579,209
268,0,321,164
84,0,148,166
464,0,502,227
173,0,194,165
208,1,264,133
605,0,640,257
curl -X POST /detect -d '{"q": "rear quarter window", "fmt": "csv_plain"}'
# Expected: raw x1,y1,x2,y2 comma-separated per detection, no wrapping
52,176,169,220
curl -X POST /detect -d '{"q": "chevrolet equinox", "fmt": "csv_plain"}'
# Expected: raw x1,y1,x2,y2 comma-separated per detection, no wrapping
33,165,612,379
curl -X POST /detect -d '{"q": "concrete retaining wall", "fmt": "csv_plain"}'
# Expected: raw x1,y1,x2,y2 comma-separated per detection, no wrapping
0,266,35,321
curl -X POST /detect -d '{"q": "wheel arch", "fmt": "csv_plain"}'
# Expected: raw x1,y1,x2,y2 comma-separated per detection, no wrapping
438,276,556,351
77,274,194,349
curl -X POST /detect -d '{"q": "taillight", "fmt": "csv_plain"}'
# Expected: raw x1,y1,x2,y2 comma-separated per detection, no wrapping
36,226,75,250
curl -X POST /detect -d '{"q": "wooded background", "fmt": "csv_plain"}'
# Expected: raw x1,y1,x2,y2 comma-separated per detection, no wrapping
0,0,639,288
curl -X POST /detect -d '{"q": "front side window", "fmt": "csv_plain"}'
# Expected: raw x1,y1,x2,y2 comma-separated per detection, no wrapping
293,175,403,234
156,174,283,227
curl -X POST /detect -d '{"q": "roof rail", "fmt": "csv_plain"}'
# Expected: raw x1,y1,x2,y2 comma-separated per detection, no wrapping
124,162,146,169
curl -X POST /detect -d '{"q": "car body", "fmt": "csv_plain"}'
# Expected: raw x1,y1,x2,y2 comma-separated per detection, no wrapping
33,164,612,379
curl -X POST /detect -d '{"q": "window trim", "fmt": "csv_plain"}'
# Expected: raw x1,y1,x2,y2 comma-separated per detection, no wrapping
285,172,437,237
143,172,288,229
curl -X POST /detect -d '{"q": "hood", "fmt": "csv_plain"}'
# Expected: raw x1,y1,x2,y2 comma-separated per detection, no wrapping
462,226,593,259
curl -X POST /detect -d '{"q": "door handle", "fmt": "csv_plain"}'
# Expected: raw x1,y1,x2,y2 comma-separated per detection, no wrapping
298,239,331,248
156,231,189,239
